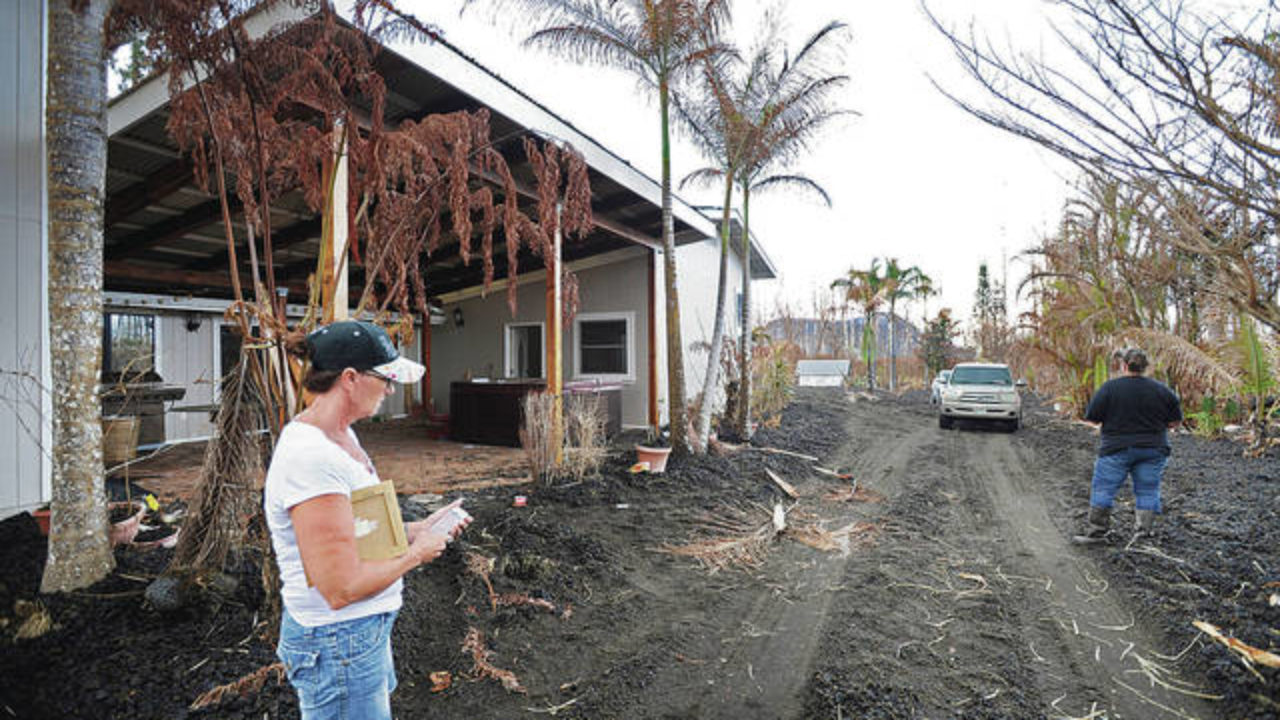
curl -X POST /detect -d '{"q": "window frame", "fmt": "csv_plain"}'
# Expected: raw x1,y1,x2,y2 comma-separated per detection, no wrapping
503,322,546,380
573,311,635,383
102,311,158,377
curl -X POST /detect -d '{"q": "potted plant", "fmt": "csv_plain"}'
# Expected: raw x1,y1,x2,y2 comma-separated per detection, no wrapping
635,426,672,474
133,494,180,549
108,499,147,546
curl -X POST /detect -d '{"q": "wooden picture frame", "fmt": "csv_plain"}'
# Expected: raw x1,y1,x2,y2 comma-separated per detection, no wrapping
350,480,409,561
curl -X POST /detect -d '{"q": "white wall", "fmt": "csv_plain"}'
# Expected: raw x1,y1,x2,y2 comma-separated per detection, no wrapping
0,0,49,519
675,236,747,419
158,314,217,443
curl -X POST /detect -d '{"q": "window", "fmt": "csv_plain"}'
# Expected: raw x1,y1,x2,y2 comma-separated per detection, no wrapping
574,312,633,380
103,313,155,376
219,324,243,379
950,366,1013,386
505,323,544,379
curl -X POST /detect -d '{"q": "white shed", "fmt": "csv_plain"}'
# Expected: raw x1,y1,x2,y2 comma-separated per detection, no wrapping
796,360,849,388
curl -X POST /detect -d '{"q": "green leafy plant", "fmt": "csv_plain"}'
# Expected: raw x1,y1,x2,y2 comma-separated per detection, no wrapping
1186,397,1225,438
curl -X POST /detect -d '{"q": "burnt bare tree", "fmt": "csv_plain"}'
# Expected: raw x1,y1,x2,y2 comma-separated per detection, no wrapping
926,0,1280,332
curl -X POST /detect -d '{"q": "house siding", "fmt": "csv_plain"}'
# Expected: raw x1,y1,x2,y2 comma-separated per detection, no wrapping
676,236,746,417
158,315,217,443
429,250,657,429
0,0,49,518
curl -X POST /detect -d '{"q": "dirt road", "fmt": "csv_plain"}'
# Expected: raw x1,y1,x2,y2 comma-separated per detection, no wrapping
394,389,1240,719
800,393,1222,719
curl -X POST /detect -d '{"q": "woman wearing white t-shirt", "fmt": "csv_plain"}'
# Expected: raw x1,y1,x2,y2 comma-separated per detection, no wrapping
266,320,469,720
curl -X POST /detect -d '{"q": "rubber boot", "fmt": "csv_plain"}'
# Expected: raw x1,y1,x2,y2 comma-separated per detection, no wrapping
1071,506,1111,545
1133,509,1157,540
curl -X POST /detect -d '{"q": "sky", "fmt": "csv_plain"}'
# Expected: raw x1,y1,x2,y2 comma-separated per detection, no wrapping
415,1,1082,329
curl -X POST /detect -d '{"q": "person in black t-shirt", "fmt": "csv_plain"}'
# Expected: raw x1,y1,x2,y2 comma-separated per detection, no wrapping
1072,348,1183,544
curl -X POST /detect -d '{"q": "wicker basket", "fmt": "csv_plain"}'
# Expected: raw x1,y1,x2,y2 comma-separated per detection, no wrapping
102,416,140,466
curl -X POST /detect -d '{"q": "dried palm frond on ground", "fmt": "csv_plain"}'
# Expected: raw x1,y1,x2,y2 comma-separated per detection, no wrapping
823,484,885,504
465,551,498,611
787,514,883,555
659,502,786,574
174,359,264,573
189,662,286,710
1193,620,1280,681
462,627,526,694
495,593,558,614
13,600,52,640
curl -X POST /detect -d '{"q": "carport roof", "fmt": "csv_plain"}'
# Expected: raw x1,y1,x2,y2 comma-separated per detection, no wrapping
102,4,769,301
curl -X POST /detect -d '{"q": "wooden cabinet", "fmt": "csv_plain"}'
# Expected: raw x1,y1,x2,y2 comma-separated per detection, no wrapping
448,380,623,447
449,381,544,447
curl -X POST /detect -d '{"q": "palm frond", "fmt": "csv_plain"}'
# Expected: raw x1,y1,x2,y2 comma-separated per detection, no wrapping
1123,327,1238,392
749,173,831,207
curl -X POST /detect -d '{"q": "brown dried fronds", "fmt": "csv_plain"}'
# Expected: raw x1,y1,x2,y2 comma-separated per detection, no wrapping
464,551,497,611
175,358,263,573
659,503,782,574
1194,620,1280,681
823,484,885,504
461,627,527,694
189,662,286,710
13,600,52,640
495,593,557,614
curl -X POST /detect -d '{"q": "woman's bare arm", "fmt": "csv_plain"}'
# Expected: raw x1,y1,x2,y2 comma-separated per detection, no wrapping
291,494,448,610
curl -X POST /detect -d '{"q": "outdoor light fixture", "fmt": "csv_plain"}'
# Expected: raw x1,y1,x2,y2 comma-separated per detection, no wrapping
428,299,447,326
184,313,203,333
452,307,465,328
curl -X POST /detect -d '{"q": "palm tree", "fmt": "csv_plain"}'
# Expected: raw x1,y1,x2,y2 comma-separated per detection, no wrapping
42,0,116,592
678,36,765,450
730,20,849,438
833,260,889,391
882,258,932,392
503,0,731,454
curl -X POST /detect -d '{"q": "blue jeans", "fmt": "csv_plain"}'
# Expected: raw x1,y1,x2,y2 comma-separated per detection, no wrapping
1090,447,1168,513
277,609,399,720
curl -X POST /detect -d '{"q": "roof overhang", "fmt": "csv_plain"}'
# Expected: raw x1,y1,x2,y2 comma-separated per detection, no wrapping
692,207,778,280
103,5,716,302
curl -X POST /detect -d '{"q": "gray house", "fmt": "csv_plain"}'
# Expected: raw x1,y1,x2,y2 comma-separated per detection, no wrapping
0,0,776,519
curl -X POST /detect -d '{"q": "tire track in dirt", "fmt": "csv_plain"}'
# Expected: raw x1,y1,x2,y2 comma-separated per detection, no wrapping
608,394,943,719
801,399,1225,719
956,432,1219,719
701,395,944,719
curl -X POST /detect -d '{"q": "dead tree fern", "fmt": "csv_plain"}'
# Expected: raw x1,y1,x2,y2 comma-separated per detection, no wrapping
174,357,265,573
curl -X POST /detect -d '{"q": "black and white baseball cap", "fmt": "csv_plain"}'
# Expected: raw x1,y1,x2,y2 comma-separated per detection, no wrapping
306,320,425,384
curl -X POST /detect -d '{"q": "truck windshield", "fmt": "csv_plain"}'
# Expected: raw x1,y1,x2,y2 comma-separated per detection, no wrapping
951,367,1013,386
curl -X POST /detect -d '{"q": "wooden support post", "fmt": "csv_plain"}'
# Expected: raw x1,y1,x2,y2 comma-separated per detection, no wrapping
421,313,433,414
331,129,350,321
546,204,564,461
648,247,659,428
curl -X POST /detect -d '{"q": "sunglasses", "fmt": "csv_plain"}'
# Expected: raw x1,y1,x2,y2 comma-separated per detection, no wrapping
361,370,393,388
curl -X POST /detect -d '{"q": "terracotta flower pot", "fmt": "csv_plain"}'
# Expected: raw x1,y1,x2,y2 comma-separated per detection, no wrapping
634,445,672,474
32,508,50,536
108,501,147,547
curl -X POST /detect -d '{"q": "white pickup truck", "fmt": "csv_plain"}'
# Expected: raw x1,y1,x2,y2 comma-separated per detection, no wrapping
937,362,1025,432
